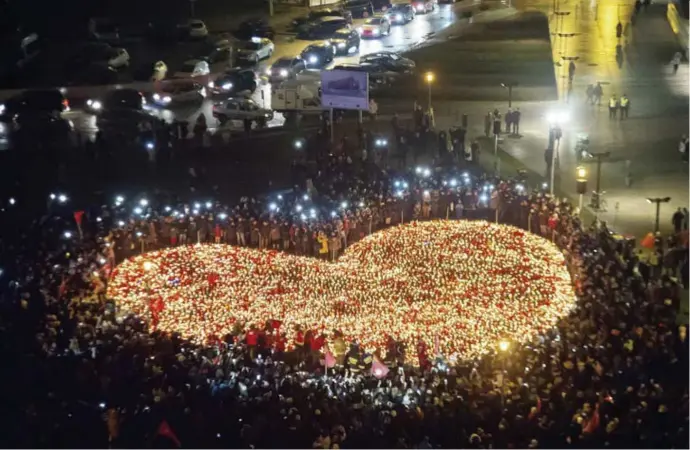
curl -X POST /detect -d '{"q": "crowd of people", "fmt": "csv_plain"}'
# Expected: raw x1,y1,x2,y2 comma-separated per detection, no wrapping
0,118,688,449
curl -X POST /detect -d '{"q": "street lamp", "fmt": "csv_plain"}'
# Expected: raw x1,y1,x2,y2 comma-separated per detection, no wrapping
425,72,434,110
576,166,587,212
545,110,570,195
647,197,671,233
588,151,611,212
501,82,518,108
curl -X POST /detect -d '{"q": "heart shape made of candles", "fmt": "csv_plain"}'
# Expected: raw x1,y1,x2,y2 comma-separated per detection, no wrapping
107,220,576,363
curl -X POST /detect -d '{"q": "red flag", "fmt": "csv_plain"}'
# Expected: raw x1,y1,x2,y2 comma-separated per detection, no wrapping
73,210,85,226
582,403,600,434
157,420,181,447
371,358,389,379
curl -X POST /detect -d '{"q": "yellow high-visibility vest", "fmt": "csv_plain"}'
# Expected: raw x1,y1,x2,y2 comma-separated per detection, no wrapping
620,97,629,107
609,98,617,108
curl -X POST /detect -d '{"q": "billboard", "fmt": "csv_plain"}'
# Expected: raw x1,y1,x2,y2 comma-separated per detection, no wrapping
320,70,369,111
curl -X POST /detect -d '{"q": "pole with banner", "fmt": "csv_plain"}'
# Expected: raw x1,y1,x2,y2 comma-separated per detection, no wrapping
73,210,85,240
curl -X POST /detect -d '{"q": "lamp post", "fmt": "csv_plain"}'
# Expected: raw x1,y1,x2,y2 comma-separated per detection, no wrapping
501,82,518,108
588,151,611,211
647,197,671,233
576,166,587,212
546,110,569,195
425,72,434,111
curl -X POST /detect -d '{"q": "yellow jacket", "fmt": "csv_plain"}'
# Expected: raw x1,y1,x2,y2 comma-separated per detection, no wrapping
317,234,329,254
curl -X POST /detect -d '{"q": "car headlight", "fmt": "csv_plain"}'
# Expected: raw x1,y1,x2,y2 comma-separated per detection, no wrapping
280,69,288,77
222,82,233,90
337,42,346,48
0,104,5,115
91,100,102,110
396,14,402,20
162,96,172,104
200,87,207,97
153,93,160,101
207,81,215,88
308,55,318,64
373,29,380,35
266,68,272,75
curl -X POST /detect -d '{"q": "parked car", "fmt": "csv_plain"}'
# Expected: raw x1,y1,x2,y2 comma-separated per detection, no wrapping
236,18,275,40
329,28,361,55
88,18,120,43
212,98,273,124
358,17,391,38
187,19,209,39
266,57,306,82
341,0,375,18
0,89,69,120
152,80,206,106
210,68,259,95
332,62,396,88
360,52,415,73
411,0,436,13
291,8,353,30
75,43,129,68
300,41,336,68
385,4,415,24
235,37,274,64
173,59,210,79
297,16,351,40
146,21,184,42
86,88,146,113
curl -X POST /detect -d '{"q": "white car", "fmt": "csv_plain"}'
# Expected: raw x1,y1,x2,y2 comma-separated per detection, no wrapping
188,19,209,38
173,59,210,79
107,48,130,69
235,37,274,63
152,81,206,106
358,17,391,38
212,98,273,124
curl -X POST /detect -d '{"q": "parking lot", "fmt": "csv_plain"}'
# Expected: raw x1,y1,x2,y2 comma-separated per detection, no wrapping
0,1,479,144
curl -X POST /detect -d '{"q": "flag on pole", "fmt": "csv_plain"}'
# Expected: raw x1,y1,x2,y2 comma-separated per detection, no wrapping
157,420,181,447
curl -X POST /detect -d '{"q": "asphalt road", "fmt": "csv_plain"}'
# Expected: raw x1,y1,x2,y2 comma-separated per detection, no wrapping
7,2,473,143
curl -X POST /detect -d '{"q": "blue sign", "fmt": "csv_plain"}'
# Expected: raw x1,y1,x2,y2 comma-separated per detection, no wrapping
320,70,369,111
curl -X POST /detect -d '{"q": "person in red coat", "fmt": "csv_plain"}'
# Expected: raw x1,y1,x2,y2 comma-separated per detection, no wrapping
417,338,430,372
246,327,259,360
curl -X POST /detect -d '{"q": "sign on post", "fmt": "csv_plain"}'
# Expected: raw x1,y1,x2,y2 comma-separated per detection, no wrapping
320,70,369,111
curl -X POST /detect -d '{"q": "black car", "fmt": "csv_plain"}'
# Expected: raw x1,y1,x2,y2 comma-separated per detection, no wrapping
0,89,69,120
332,62,393,87
300,42,336,68
342,0,375,18
297,16,351,40
329,28,360,55
211,68,259,94
266,57,306,82
385,4,415,24
360,52,416,73
87,88,145,113
236,19,275,40
291,8,353,30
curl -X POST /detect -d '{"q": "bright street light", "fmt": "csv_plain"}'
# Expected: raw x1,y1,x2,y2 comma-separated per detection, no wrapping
576,166,587,179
